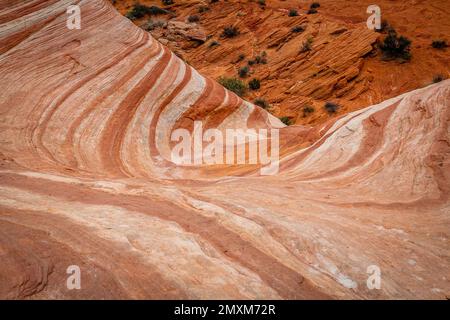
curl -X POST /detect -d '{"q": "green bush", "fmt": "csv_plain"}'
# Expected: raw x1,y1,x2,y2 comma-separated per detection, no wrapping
432,40,448,49
187,15,200,23
142,19,166,31
433,74,446,83
254,98,270,109
300,37,313,52
380,29,411,61
289,9,299,17
222,26,239,38
324,102,340,113
303,105,315,117
248,78,261,90
218,77,247,97
126,4,169,20
279,116,293,125
255,52,268,64
238,66,250,78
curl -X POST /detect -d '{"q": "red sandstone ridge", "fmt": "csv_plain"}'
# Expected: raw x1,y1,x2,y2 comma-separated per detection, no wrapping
0,0,449,299
114,0,450,125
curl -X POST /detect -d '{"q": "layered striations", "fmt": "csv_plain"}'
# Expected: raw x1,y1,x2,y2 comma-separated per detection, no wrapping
0,0,449,299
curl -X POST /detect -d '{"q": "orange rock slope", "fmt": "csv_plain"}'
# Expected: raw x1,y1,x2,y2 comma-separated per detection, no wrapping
0,0,449,299
114,0,450,125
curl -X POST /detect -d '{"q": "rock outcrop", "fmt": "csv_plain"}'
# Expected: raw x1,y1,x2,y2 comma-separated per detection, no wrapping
115,0,450,125
0,0,449,299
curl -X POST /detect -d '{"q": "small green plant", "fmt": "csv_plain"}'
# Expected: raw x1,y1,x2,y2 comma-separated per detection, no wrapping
162,0,174,5
310,2,320,9
432,40,448,49
254,98,270,109
289,9,299,17
258,0,266,6
279,116,293,125
300,37,313,52
307,8,318,14
433,74,447,83
187,15,200,23
126,4,150,20
379,29,411,61
238,66,250,78
236,53,246,62
142,19,166,31
222,26,240,38
303,105,315,117
255,51,268,64
126,4,170,20
324,102,340,114
248,78,261,90
218,77,247,97
292,25,305,33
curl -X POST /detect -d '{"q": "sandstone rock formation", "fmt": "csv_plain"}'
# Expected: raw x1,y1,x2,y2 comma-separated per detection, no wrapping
0,0,449,299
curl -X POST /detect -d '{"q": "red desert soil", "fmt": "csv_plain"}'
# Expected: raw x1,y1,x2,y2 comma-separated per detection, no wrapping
0,0,449,299
114,0,450,125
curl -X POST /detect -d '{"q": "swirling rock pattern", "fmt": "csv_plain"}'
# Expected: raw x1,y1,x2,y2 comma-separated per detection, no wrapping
0,0,449,299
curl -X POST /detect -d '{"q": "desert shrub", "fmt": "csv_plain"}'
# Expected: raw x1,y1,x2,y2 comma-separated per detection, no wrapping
289,9,299,17
379,29,411,61
300,37,313,52
254,98,270,109
198,6,210,13
324,102,340,113
142,19,166,31
307,8,318,14
162,0,174,5
126,4,152,20
248,78,261,90
238,66,250,78
187,15,200,23
248,52,267,65
218,77,247,97
258,0,266,6
303,105,315,117
236,53,245,62
310,2,320,9
292,25,305,33
148,6,170,15
255,51,268,64
222,26,240,38
433,74,447,83
432,40,448,49
126,4,170,20
279,116,293,125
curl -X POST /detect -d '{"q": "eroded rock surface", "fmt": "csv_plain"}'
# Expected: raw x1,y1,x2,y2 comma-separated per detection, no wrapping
0,0,449,299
